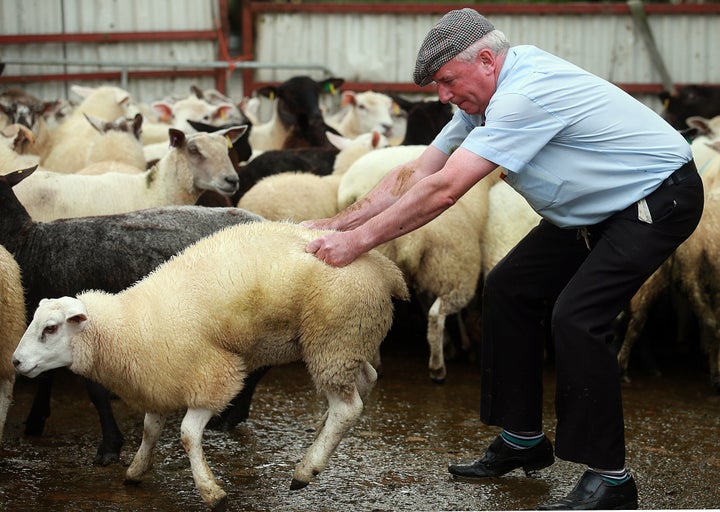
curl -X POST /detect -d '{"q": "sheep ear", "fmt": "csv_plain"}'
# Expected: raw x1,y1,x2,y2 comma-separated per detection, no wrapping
67,312,88,324
212,104,234,123
321,78,345,95
389,94,413,112
325,131,350,150
190,84,204,99
71,85,95,100
84,113,106,134
686,116,711,134
340,91,356,108
152,101,174,123
6,165,38,186
220,125,248,144
131,113,143,139
62,298,88,325
168,128,186,148
256,86,279,101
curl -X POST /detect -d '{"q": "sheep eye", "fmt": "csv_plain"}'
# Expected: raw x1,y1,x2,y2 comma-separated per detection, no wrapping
43,324,58,336
188,144,201,156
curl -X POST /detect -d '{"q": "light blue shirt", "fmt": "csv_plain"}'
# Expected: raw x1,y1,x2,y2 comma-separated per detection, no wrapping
432,45,692,228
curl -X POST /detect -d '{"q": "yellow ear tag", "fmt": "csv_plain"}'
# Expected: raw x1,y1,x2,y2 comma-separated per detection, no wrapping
393,102,401,115
269,91,275,100
663,99,669,108
226,135,233,149
329,83,336,95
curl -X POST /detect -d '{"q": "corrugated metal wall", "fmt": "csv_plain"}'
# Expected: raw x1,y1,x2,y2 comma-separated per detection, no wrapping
2,1,720,114
0,0,221,103
250,9,720,111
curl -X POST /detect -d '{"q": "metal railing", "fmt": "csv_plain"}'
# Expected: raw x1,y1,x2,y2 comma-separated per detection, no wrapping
0,57,336,91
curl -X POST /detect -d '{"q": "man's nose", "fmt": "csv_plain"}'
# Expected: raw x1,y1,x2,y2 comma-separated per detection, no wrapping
437,85,452,103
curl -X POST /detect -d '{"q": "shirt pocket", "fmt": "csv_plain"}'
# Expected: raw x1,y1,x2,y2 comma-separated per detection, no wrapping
503,166,563,211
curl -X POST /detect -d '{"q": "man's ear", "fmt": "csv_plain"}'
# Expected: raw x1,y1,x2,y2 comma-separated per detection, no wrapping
478,48,494,66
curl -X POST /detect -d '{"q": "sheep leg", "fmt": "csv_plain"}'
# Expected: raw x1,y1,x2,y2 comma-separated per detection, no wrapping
427,297,447,383
0,377,14,444
311,361,377,440
356,361,378,402
617,269,666,381
713,335,720,393
85,378,124,465
291,386,366,490
24,369,54,436
700,323,720,393
180,408,227,510
207,366,270,431
125,412,166,484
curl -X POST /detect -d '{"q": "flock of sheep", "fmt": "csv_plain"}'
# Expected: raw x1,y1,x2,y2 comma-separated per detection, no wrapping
0,76,719,509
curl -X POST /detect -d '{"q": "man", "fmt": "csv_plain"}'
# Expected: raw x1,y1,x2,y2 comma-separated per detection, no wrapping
303,8,703,510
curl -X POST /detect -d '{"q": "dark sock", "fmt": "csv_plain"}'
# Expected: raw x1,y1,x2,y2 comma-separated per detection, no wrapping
500,430,544,449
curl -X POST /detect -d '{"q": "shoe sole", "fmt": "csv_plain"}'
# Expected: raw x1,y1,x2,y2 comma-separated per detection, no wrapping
449,458,555,480
522,456,555,476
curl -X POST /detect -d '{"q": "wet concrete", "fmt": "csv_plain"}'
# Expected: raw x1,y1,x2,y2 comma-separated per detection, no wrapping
1,337,719,511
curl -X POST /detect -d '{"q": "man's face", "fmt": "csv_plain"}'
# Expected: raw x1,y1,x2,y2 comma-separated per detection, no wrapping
431,49,498,116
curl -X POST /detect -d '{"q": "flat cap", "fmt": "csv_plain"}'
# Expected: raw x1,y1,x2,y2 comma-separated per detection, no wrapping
413,8,495,87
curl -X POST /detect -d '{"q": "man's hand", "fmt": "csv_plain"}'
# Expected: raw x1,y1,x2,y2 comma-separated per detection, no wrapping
305,230,364,267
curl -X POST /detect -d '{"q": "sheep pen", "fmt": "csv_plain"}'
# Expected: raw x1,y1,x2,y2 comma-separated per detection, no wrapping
12,221,409,510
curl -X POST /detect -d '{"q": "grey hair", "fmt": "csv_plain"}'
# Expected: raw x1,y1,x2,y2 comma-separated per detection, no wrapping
454,29,510,62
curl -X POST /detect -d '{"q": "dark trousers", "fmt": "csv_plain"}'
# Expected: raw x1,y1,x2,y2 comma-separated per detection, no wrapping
480,161,704,470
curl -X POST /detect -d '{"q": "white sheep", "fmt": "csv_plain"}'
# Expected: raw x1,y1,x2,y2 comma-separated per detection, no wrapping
0,87,73,159
238,130,388,222
12,126,245,221
336,145,503,381
325,91,396,140
685,116,720,189
0,243,27,446
618,163,720,391
145,94,237,143
481,179,541,277
337,144,428,210
82,113,146,171
0,124,42,171
12,220,409,509
39,85,132,173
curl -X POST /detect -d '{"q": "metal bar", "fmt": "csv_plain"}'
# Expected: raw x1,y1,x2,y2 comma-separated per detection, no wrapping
0,57,335,93
0,69,216,85
246,1,720,16
0,30,217,45
0,57,330,72
627,0,674,93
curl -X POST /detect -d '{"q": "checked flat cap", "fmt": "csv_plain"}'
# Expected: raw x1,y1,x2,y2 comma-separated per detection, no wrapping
413,8,495,86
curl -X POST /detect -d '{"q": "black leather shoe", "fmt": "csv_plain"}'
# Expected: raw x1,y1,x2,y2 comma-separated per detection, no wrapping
448,434,554,478
538,470,638,510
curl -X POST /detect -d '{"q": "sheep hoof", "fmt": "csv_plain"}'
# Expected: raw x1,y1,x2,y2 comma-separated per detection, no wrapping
210,496,228,512
290,478,309,490
429,368,446,384
123,478,142,486
93,450,121,466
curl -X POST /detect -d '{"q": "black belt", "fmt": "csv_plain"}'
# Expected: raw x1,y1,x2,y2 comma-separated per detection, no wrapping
662,160,697,187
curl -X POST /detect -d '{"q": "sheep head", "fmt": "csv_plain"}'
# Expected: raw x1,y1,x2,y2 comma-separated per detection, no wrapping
13,296,88,378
